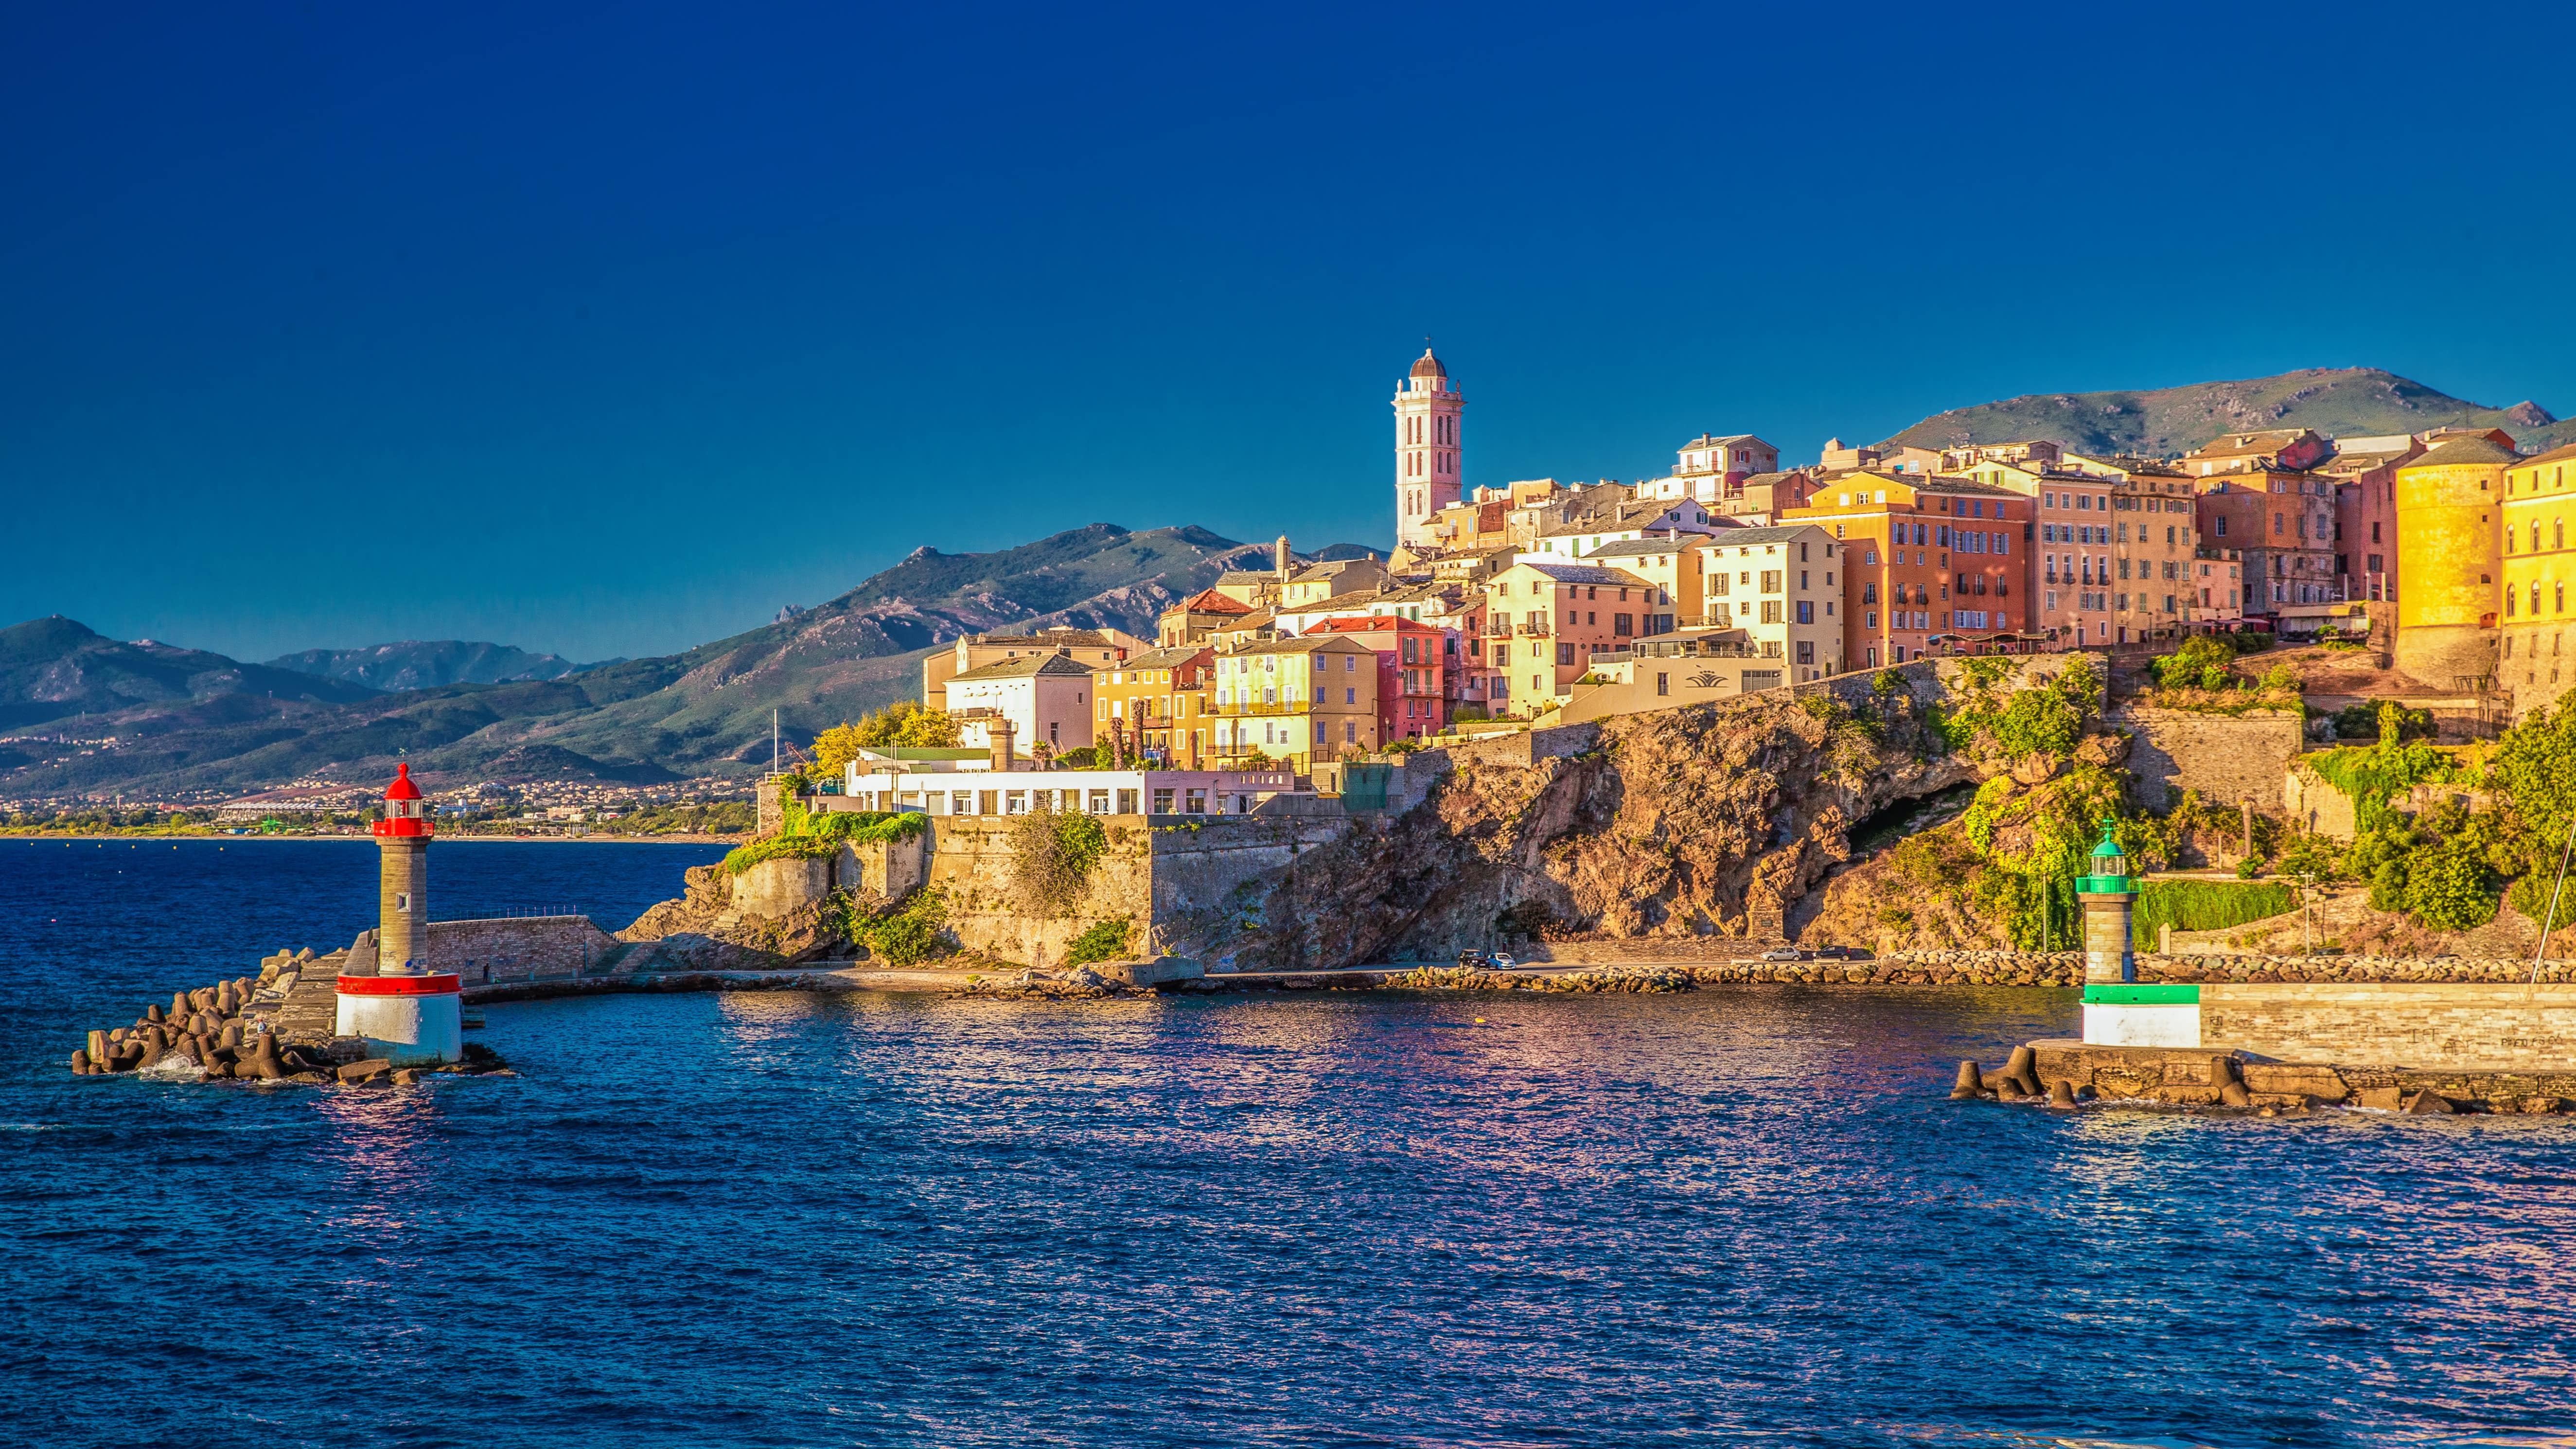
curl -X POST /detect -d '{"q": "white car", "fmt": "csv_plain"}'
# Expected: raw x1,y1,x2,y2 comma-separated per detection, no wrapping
1759,947,1802,961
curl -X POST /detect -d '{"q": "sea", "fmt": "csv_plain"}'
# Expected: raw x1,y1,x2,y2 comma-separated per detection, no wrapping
5,837,2576,1449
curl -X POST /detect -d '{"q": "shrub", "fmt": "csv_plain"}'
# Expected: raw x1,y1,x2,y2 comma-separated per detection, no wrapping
2259,660,2303,693
2153,636,2236,691
2369,859,2410,914
2507,871,2576,927
2404,846,2498,932
723,810,924,875
2235,854,2266,880
1010,804,1108,917
1871,669,1906,697
866,890,950,965
2277,833,2339,884
1063,917,1132,967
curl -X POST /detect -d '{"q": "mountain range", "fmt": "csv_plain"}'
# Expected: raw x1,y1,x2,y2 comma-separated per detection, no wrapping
265,640,596,691
0,524,1270,798
1879,367,2571,458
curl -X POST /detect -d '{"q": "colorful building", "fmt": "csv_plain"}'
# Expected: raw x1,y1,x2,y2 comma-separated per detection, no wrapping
943,653,1094,756
1961,454,2112,645
2322,434,2424,603
1091,645,1214,766
1783,473,2028,666
1301,616,1452,742
2500,442,2576,716
1684,524,1844,678
924,627,1139,712
2393,435,2511,689
1208,634,1382,767
1480,560,1659,712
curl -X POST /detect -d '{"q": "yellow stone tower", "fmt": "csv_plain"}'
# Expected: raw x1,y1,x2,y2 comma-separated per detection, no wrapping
2393,436,2510,689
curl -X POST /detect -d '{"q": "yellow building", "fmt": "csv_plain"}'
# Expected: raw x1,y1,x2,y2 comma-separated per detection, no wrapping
2501,442,2576,716
2392,436,2511,689
1207,634,1380,767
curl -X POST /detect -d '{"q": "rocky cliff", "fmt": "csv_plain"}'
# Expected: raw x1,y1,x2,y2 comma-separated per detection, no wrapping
1221,668,2002,970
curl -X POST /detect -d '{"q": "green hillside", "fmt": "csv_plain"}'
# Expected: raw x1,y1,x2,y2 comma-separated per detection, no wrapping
0,523,1262,797
1880,368,2574,458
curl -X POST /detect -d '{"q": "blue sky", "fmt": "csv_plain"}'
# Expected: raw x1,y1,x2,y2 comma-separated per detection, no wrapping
6,0,2573,664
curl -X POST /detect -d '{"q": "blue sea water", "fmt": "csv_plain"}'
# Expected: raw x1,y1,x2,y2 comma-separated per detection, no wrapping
5,838,2576,1449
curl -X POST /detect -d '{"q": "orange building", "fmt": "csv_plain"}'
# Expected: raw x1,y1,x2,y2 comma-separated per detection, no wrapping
1784,473,2030,667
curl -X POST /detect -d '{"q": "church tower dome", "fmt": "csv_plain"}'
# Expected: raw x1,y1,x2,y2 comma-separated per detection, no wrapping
1393,344,1463,550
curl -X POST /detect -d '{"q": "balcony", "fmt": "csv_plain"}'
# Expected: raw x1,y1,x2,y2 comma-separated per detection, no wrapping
1517,622,1553,637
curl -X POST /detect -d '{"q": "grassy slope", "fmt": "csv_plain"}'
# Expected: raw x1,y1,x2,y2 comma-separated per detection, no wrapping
1880,367,2575,457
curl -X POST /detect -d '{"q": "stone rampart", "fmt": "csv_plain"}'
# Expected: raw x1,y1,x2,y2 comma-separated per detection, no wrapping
346,916,625,985
2110,706,2305,811
922,812,1353,967
730,856,831,917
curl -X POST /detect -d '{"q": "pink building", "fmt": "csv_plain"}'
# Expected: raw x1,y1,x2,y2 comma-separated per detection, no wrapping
1394,347,1464,549
1305,616,1451,741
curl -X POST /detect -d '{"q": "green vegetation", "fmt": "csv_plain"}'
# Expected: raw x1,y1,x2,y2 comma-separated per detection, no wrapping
1913,762,2136,949
1063,917,1133,967
1933,655,2096,762
1009,803,1109,917
2329,698,2434,743
722,809,925,875
2133,880,2294,947
810,704,961,777
2303,735,2451,835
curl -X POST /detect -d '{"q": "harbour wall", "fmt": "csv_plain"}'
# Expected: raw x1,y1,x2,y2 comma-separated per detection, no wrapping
345,916,625,984
2204,982,2576,1072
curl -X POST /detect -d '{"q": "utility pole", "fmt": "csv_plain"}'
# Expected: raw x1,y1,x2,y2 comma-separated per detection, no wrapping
772,708,779,779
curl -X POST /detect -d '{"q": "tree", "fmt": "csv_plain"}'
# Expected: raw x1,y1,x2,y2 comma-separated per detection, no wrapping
2493,701,2576,868
2404,845,2499,932
811,722,868,778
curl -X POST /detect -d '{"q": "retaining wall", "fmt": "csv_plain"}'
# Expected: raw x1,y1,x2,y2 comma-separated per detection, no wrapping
2112,706,2305,811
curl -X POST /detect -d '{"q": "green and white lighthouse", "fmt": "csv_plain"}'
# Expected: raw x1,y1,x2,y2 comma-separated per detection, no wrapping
2076,818,2201,1046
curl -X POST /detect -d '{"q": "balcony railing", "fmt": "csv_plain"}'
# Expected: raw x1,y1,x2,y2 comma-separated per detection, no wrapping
1517,622,1552,637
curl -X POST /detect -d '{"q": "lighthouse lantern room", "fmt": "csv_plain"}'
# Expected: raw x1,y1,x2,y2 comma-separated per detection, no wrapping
335,763,462,1064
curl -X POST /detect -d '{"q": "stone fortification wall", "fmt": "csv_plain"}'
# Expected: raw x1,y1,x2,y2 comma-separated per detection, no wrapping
731,856,830,917
2202,982,2576,1072
2111,706,2304,811
345,916,624,985
923,813,1350,966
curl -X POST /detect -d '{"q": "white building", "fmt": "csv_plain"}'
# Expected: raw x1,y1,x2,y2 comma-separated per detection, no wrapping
942,653,1094,755
1636,433,1781,503
842,762,1305,818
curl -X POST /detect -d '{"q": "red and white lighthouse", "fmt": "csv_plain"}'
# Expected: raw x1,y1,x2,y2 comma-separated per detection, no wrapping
335,763,461,1063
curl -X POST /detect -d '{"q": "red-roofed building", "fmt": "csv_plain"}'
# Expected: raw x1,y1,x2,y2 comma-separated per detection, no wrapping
1303,616,1452,741
1158,588,1256,646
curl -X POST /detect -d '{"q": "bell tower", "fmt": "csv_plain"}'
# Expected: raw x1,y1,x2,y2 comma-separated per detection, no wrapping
1393,344,1463,549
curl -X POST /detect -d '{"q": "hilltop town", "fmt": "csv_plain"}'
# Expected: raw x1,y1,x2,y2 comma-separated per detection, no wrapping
885,346,2564,778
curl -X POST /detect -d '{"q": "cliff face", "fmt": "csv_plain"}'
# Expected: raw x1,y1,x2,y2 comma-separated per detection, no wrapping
1227,674,1980,970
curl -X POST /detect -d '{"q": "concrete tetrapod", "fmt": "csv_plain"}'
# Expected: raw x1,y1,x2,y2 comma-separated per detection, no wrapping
1951,1062,1985,1100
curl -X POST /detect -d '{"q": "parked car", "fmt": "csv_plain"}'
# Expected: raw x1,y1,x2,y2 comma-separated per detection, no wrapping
1759,947,1802,962
1812,945,1854,960
1455,950,1493,970
1489,952,1518,970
